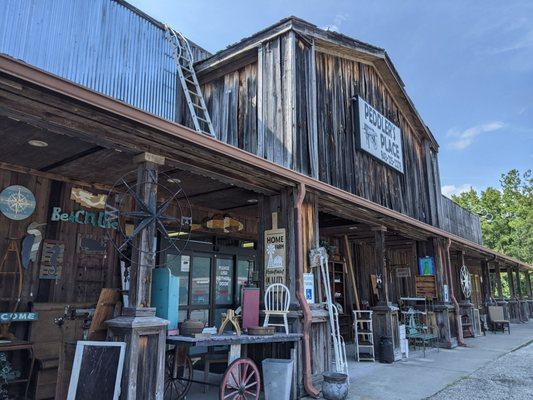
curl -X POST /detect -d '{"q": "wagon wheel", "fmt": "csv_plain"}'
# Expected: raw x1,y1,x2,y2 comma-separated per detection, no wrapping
164,350,193,399
220,358,261,400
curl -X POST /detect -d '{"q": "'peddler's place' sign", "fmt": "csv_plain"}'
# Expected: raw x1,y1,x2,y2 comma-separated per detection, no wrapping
50,207,118,230
355,96,404,173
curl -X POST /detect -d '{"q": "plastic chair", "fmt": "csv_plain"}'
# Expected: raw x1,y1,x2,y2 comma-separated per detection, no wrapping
263,283,290,334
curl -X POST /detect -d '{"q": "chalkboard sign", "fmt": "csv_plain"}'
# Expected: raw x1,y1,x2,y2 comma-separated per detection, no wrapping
67,341,126,400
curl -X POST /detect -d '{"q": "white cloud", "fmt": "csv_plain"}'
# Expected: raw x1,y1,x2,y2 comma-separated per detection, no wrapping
446,121,505,150
322,13,348,33
442,184,474,198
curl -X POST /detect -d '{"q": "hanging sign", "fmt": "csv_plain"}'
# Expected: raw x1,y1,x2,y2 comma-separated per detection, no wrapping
355,96,404,173
50,207,118,230
303,273,315,303
418,256,435,276
395,267,411,278
71,188,107,210
264,228,286,286
39,240,65,280
0,185,36,220
0,312,39,323
443,284,449,302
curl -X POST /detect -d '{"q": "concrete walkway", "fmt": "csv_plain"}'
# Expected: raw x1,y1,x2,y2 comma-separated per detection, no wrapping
346,322,533,400
180,323,533,399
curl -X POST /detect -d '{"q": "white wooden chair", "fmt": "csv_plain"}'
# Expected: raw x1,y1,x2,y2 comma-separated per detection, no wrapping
263,283,290,334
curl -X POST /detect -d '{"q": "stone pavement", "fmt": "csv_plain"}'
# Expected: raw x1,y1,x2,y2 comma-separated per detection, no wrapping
346,322,533,400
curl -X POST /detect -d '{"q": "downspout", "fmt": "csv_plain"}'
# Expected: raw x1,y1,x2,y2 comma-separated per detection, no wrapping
294,183,320,398
445,238,465,346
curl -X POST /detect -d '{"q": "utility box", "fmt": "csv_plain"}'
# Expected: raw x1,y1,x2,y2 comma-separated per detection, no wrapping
151,267,179,330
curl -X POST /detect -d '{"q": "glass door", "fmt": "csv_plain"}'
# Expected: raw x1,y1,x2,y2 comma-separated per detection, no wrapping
190,254,211,325
213,256,234,327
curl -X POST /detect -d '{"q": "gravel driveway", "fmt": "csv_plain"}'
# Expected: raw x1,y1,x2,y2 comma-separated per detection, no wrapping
428,341,533,400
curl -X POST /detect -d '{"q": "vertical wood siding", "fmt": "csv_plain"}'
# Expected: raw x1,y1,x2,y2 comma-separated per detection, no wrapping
315,52,431,224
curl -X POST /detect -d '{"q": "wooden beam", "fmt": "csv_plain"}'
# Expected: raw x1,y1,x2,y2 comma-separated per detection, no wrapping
343,235,360,310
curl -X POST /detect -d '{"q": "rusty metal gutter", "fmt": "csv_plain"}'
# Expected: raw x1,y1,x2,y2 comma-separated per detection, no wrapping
445,238,465,346
0,54,530,271
294,183,319,398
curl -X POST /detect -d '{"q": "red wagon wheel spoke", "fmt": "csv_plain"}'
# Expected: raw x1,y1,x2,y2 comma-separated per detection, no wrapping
220,358,260,400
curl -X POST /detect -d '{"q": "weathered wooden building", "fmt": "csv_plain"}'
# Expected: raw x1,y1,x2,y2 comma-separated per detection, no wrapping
0,2,531,399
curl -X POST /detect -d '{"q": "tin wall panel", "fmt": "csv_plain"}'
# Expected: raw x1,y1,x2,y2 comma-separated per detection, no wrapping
0,0,209,121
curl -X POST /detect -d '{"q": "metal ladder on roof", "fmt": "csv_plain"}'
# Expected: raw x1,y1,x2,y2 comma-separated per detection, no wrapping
165,25,216,138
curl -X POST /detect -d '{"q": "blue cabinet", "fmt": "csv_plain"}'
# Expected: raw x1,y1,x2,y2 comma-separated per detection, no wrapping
151,267,180,330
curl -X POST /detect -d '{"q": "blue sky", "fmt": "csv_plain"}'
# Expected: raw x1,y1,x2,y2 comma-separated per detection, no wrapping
130,0,532,196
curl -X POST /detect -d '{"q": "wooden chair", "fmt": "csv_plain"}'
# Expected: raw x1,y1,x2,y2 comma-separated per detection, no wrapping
488,306,510,334
263,283,290,334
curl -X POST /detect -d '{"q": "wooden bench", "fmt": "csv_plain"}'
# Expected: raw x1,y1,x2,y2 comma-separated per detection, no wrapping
488,306,510,334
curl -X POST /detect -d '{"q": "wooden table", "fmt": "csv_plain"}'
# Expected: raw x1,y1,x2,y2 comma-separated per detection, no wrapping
165,333,301,399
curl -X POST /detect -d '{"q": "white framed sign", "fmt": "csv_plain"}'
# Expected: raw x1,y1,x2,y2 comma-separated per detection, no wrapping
264,228,286,286
355,96,404,173
67,341,126,400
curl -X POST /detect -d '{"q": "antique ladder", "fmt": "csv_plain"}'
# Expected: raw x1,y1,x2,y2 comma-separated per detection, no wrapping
165,26,216,138
311,247,348,375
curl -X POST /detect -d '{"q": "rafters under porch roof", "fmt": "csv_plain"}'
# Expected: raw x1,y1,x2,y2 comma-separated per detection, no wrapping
0,54,529,271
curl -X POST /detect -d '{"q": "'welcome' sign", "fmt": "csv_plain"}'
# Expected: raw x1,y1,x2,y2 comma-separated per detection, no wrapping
355,96,404,173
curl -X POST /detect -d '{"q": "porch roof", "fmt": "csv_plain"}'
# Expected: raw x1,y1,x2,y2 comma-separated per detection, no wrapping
0,54,529,271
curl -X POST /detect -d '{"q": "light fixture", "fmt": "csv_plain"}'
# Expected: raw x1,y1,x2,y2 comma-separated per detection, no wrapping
167,177,181,184
247,199,258,203
28,140,48,147
241,241,255,249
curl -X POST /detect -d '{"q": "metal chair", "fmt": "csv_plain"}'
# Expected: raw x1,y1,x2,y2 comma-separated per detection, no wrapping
263,283,290,334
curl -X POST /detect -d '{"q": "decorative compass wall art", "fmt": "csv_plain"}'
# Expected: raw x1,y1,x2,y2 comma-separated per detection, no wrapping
0,185,36,220
105,171,192,267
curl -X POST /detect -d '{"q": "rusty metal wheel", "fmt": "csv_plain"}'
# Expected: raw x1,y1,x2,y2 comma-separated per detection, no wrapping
219,358,260,400
164,350,193,399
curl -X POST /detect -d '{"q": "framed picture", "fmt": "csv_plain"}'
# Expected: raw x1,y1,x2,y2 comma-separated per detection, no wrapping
418,256,435,276
67,341,126,400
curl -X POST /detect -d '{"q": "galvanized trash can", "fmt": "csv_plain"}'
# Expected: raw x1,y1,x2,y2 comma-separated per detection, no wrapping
262,358,294,400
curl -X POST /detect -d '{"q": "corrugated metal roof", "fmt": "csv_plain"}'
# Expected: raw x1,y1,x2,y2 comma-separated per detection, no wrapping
0,0,209,121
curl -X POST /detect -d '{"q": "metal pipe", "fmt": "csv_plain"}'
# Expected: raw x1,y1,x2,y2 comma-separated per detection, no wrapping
444,238,465,346
294,183,319,398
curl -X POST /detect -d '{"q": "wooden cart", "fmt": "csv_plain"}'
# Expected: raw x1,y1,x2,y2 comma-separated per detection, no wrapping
165,333,301,399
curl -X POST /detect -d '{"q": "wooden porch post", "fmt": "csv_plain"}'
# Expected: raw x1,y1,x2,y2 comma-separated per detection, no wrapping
526,270,533,299
495,263,503,300
370,226,401,360
107,153,168,400
514,266,522,300
481,259,492,305
372,226,389,306
507,266,515,299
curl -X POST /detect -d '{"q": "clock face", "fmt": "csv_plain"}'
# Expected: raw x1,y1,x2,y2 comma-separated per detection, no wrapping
0,185,36,220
